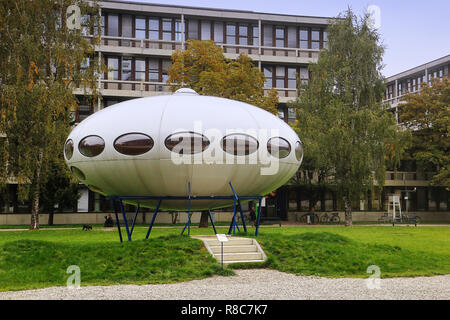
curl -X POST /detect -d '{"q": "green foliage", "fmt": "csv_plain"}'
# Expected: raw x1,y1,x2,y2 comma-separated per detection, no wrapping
168,40,279,114
291,9,410,220
399,78,450,188
0,0,104,228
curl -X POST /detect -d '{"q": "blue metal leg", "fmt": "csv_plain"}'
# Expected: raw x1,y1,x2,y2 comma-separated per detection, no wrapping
255,197,262,236
119,200,132,242
113,199,123,243
237,200,247,233
208,210,217,234
130,203,140,237
146,199,162,239
181,183,192,236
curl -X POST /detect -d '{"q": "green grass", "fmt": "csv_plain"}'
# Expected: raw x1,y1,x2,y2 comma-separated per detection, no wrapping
0,225,449,291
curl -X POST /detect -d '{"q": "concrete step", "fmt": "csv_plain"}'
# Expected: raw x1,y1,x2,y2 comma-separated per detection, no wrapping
209,245,258,254
222,259,265,265
213,252,263,261
205,238,254,246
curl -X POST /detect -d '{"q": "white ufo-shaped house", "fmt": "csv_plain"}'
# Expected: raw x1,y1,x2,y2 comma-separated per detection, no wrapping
64,88,303,210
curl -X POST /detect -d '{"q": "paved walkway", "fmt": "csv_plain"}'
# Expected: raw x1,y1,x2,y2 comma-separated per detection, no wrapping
0,269,448,300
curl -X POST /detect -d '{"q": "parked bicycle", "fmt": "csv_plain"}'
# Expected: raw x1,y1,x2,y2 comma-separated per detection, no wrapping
298,212,320,224
319,212,340,224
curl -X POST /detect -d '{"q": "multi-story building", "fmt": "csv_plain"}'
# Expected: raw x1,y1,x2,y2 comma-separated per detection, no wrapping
381,54,450,215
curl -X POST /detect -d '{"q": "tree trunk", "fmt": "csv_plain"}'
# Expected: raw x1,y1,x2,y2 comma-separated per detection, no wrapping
48,206,54,226
30,150,43,230
344,197,352,227
199,211,209,228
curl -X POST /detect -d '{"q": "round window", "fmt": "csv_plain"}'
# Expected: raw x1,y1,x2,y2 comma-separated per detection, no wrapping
221,134,259,156
79,135,105,157
295,141,304,161
165,132,210,154
267,137,291,159
114,133,154,156
64,139,74,160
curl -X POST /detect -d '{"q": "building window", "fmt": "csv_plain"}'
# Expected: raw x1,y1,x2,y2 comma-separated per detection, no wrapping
78,136,105,158
165,132,210,154
287,67,297,89
287,26,296,48
275,27,285,47
263,25,272,46
175,20,182,41
275,66,285,88
108,57,119,80
78,104,91,122
221,134,259,156
226,23,236,44
135,59,145,81
121,57,132,81
135,17,146,39
323,31,328,49
107,14,119,37
299,28,308,49
311,28,320,49
162,60,172,83
149,59,159,82
149,18,159,40
214,22,224,44
264,66,273,88
300,67,308,85
252,26,259,46
122,14,132,38
162,18,172,41
114,133,154,156
239,25,248,45
267,137,291,158
188,19,199,40
201,21,211,40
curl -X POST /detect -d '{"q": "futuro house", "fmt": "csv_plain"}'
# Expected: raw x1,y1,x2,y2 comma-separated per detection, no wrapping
64,88,303,211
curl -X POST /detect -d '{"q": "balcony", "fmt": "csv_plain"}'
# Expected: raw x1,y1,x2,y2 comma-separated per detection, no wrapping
97,36,320,64
73,80,172,98
384,171,433,187
264,87,298,103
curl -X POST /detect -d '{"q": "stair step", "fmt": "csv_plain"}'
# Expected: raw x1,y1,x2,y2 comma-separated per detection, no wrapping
205,238,254,246
223,259,265,265
209,245,257,253
213,252,262,261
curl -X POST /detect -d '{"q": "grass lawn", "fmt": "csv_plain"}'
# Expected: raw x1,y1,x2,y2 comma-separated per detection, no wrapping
0,225,449,291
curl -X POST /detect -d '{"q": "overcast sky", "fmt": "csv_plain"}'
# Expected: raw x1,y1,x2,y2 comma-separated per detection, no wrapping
122,0,449,78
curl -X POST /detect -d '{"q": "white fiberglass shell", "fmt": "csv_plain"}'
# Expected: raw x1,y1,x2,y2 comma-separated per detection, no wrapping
65,89,303,210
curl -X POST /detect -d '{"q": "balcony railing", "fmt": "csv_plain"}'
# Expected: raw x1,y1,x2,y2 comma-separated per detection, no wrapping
98,35,320,59
264,87,298,100
100,79,171,94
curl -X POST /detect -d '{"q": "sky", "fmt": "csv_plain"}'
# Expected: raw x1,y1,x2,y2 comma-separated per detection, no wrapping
120,0,449,78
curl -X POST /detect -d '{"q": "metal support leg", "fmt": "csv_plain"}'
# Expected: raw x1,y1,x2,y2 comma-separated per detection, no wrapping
208,210,217,235
237,200,247,233
113,199,123,243
119,200,132,242
130,203,140,237
255,197,262,236
181,183,192,236
146,199,162,239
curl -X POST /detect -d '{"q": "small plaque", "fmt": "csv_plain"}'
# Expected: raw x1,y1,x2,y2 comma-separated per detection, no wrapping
216,234,228,242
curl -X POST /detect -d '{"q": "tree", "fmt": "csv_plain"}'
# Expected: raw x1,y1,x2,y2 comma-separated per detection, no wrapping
399,77,450,188
292,9,410,225
40,158,80,226
0,0,103,229
168,40,279,115
168,40,279,227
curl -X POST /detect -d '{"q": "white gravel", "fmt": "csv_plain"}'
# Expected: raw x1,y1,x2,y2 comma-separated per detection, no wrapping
0,269,449,300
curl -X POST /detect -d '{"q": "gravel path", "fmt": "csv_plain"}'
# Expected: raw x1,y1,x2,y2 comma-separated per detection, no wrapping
0,269,448,300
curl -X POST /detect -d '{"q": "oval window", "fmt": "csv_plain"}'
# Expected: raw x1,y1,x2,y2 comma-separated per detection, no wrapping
165,132,210,154
267,137,291,159
114,133,154,156
71,166,86,181
79,135,105,157
295,141,304,161
221,134,259,156
64,139,74,160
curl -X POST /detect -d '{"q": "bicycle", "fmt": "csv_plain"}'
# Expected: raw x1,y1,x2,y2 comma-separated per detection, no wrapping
298,212,320,224
319,212,341,224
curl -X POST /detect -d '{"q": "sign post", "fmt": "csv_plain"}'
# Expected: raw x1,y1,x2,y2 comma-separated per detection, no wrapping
216,234,228,269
